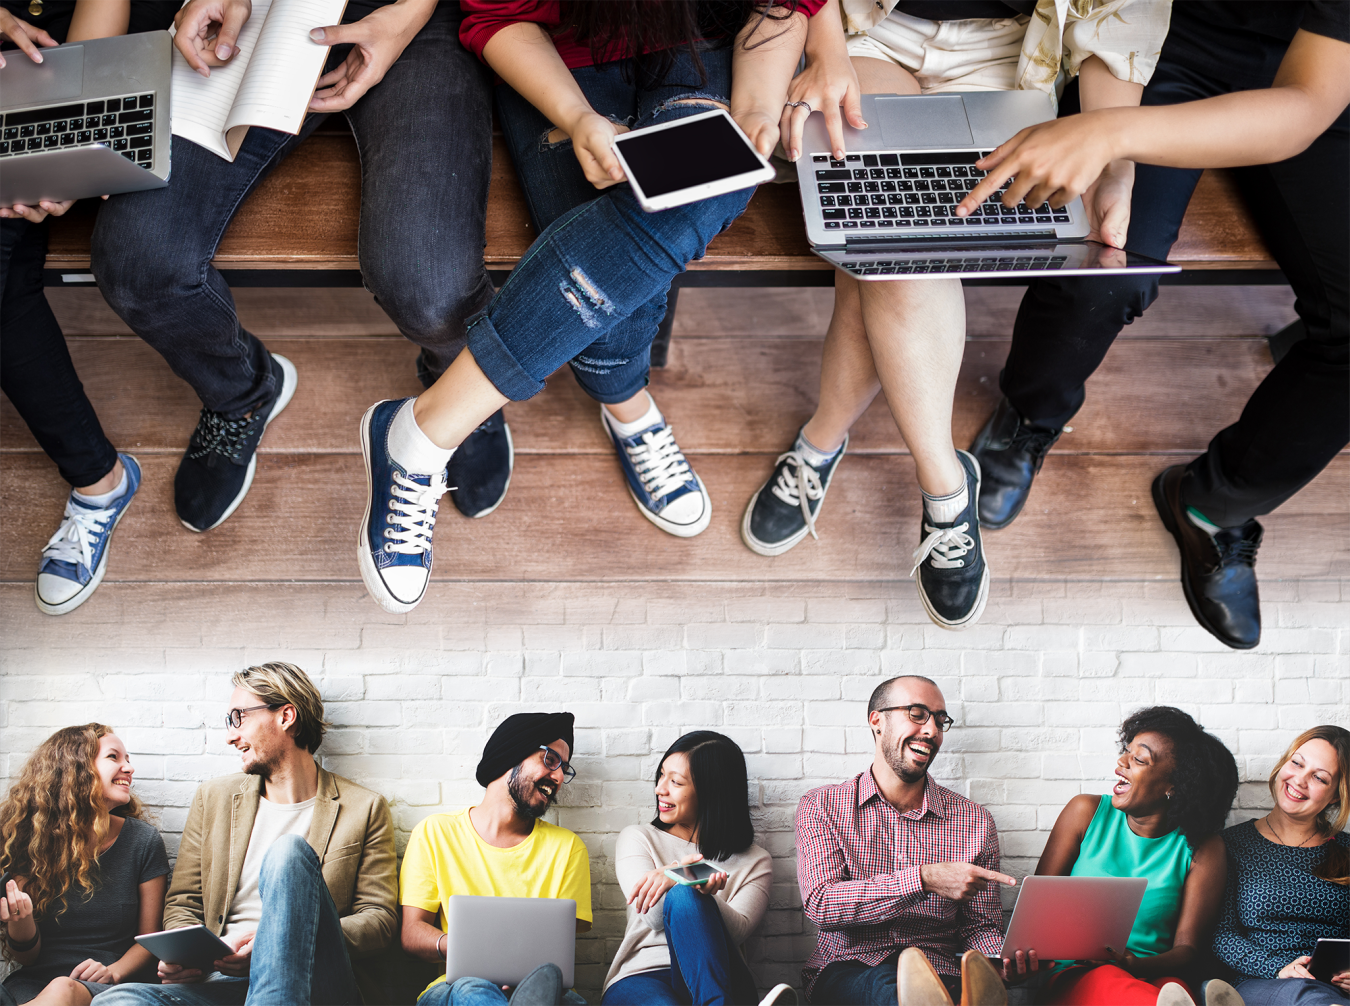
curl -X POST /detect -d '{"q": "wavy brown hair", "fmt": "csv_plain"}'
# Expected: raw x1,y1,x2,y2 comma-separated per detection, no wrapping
1269,725,1350,885
0,724,145,941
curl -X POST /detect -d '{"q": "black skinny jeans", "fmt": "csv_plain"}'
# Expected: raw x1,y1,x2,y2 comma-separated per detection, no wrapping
0,218,118,487
1000,61,1349,527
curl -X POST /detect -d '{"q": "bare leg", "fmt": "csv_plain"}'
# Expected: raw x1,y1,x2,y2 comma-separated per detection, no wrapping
28,977,93,1006
411,348,509,450
802,271,881,451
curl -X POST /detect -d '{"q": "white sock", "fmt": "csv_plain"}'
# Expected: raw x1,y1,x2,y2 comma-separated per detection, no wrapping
796,429,841,470
923,482,969,524
603,393,663,439
73,465,129,508
387,399,454,475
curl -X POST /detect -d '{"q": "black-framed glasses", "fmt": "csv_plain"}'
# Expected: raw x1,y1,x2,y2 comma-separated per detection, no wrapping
225,704,280,729
876,704,955,732
538,746,576,784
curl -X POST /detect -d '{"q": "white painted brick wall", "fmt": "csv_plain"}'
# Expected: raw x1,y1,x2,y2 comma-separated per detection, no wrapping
2,579,1348,999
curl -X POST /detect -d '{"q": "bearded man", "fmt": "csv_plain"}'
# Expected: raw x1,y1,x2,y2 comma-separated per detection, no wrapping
398,712,591,1006
795,675,1016,1006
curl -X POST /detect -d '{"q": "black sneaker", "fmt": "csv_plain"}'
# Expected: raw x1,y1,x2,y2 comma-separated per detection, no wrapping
1152,464,1262,649
741,435,847,556
175,354,298,532
911,450,989,630
447,409,514,519
969,396,1063,530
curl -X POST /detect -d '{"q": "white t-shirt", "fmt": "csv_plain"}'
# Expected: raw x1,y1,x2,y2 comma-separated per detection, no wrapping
221,795,316,941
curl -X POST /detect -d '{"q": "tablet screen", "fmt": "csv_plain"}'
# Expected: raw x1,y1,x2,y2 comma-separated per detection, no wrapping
617,114,764,198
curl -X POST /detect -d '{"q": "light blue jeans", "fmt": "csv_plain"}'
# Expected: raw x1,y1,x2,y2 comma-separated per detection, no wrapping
97,836,360,1006
416,978,587,1006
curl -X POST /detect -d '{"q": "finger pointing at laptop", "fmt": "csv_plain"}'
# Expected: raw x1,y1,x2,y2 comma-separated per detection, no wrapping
919,861,1017,902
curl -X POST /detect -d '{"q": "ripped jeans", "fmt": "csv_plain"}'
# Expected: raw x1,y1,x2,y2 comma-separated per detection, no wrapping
476,48,751,404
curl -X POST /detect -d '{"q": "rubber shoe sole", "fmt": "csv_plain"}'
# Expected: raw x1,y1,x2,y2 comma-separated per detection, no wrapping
181,354,298,533
916,451,991,631
357,401,430,615
35,463,140,617
1150,466,1258,650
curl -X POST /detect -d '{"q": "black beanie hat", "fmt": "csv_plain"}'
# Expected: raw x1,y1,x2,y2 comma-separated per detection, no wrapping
475,712,575,787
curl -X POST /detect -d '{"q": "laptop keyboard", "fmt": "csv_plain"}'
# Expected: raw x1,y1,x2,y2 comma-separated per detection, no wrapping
841,253,1071,276
812,151,1070,231
1,92,157,168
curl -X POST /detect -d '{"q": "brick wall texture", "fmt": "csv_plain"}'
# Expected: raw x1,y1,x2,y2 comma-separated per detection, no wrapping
3,578,1348,999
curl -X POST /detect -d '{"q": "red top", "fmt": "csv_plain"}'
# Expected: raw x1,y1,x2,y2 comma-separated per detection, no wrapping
795,771,1004,998
460,1,827,69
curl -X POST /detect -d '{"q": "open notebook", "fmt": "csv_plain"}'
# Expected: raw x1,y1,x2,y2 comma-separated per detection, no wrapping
170,0,347,161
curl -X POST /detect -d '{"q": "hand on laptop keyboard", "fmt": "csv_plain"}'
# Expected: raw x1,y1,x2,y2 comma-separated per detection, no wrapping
782,29,866,161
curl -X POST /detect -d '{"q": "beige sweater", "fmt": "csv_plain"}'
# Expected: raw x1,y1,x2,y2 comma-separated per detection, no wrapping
603,824,773,993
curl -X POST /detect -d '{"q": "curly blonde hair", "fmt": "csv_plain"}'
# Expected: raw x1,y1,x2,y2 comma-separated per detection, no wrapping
0,724,145,945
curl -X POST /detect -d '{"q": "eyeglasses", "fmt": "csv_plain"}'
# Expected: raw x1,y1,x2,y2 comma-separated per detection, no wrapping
225,704,280,729
538,746,576,784
876,704,955,732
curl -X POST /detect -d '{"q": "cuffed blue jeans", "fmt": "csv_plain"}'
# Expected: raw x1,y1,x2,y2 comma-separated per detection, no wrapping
97,836,359,1006
478,47,752,405
601,883,758,1006
90,4,494,416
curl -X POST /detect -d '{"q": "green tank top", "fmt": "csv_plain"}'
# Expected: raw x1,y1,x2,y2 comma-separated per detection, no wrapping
1069,795,1193,957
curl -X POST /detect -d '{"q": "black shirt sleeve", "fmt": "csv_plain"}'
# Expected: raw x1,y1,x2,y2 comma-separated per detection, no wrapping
1300,1,1350,43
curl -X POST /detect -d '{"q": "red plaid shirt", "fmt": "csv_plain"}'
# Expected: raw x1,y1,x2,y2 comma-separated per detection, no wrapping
795,770,1003,996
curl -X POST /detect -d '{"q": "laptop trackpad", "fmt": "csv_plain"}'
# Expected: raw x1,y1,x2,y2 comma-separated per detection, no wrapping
876,94,974,148
0,44,84,106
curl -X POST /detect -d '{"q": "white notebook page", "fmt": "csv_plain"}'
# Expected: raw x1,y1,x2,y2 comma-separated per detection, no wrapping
224,0,347,154
169,0,274,160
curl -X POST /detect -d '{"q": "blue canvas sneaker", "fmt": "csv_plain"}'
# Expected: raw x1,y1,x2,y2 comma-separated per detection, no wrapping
911,449,990,630
36,454,142,615
358,399,448,613
601,409,711,537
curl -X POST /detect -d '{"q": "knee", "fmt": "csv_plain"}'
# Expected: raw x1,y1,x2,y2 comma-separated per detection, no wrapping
661,882,706,926
91,227,184,307
259,833,316,881
367,270,489,342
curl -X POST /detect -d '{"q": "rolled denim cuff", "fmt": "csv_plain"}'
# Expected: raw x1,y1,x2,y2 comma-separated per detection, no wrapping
466,309,546,402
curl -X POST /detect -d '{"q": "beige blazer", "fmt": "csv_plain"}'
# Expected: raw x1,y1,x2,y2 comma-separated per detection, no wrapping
163,765,398,959
840,0,1172,100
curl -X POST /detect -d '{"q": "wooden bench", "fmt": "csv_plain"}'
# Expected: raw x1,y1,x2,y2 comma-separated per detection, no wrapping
43,128,1285,363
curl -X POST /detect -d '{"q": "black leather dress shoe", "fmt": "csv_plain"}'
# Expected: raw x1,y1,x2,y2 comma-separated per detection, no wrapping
969,397,1062,529
1152,465,1262,649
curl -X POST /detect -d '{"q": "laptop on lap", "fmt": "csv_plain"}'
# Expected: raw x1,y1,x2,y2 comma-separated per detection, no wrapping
443,895,576,989
794,91,1178,280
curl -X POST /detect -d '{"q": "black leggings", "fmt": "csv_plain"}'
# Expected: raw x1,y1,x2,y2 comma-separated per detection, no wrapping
1,217,118,488
1000,60,1349,527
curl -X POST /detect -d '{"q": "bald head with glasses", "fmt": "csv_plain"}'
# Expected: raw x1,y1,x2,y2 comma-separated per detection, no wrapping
867,675,955,794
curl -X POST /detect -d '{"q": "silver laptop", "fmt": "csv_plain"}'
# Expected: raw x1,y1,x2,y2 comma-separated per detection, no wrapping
0,31,172,206
444,895,576,989
795,91,1178,280
1001,876,1148,961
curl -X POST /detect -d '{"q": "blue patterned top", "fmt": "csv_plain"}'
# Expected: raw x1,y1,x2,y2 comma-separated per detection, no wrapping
1212,819,1350,981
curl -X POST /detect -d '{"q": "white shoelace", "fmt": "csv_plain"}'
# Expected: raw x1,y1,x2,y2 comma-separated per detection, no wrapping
910,521,975,576
383,470,447,554
42,500,116,571
625,425,694,500
770,451,825,540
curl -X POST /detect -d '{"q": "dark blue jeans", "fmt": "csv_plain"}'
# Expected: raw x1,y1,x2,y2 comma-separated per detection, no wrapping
90,3,494,417
476,47,751,404
999,56,1349,527
1230,979,1350,1006
809,950,962,1006
602,884,759,1006
96,836,360,1006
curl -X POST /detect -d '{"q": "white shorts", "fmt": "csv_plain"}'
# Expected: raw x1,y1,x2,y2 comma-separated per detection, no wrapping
845,10,1029,93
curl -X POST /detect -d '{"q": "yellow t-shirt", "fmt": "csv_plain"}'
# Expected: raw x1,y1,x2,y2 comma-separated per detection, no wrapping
400,809,593,997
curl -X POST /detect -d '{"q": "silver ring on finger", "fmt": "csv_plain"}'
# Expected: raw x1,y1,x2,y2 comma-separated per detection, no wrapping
797,101,812,114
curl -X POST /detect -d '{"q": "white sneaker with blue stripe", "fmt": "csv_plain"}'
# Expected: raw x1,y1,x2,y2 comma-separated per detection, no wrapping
601,407,711,537
36,454,141,615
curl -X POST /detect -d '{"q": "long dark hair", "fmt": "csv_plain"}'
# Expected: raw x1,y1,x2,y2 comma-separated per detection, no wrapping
558,1,800,86
651,731,755,862
1268,725,1350,885
1119,706,1238,851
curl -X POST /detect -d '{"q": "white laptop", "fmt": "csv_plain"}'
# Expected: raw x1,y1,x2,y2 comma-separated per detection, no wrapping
444,895,576,989
1000,876,1148,961
794,91,1179,281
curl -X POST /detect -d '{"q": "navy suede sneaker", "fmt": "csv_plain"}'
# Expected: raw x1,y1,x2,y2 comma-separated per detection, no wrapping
448,408,514,519
601,408,711,537
911,450,990,630
358,399,447,613
36,454,142,615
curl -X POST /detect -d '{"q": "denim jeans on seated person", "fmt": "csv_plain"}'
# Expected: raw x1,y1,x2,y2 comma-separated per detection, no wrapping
476,47,751,406
1226,978,1350,1006
810,949,963,1006
601,883,759,1006
96,835,359,1006
417,978,588,1005
90,3,494,416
